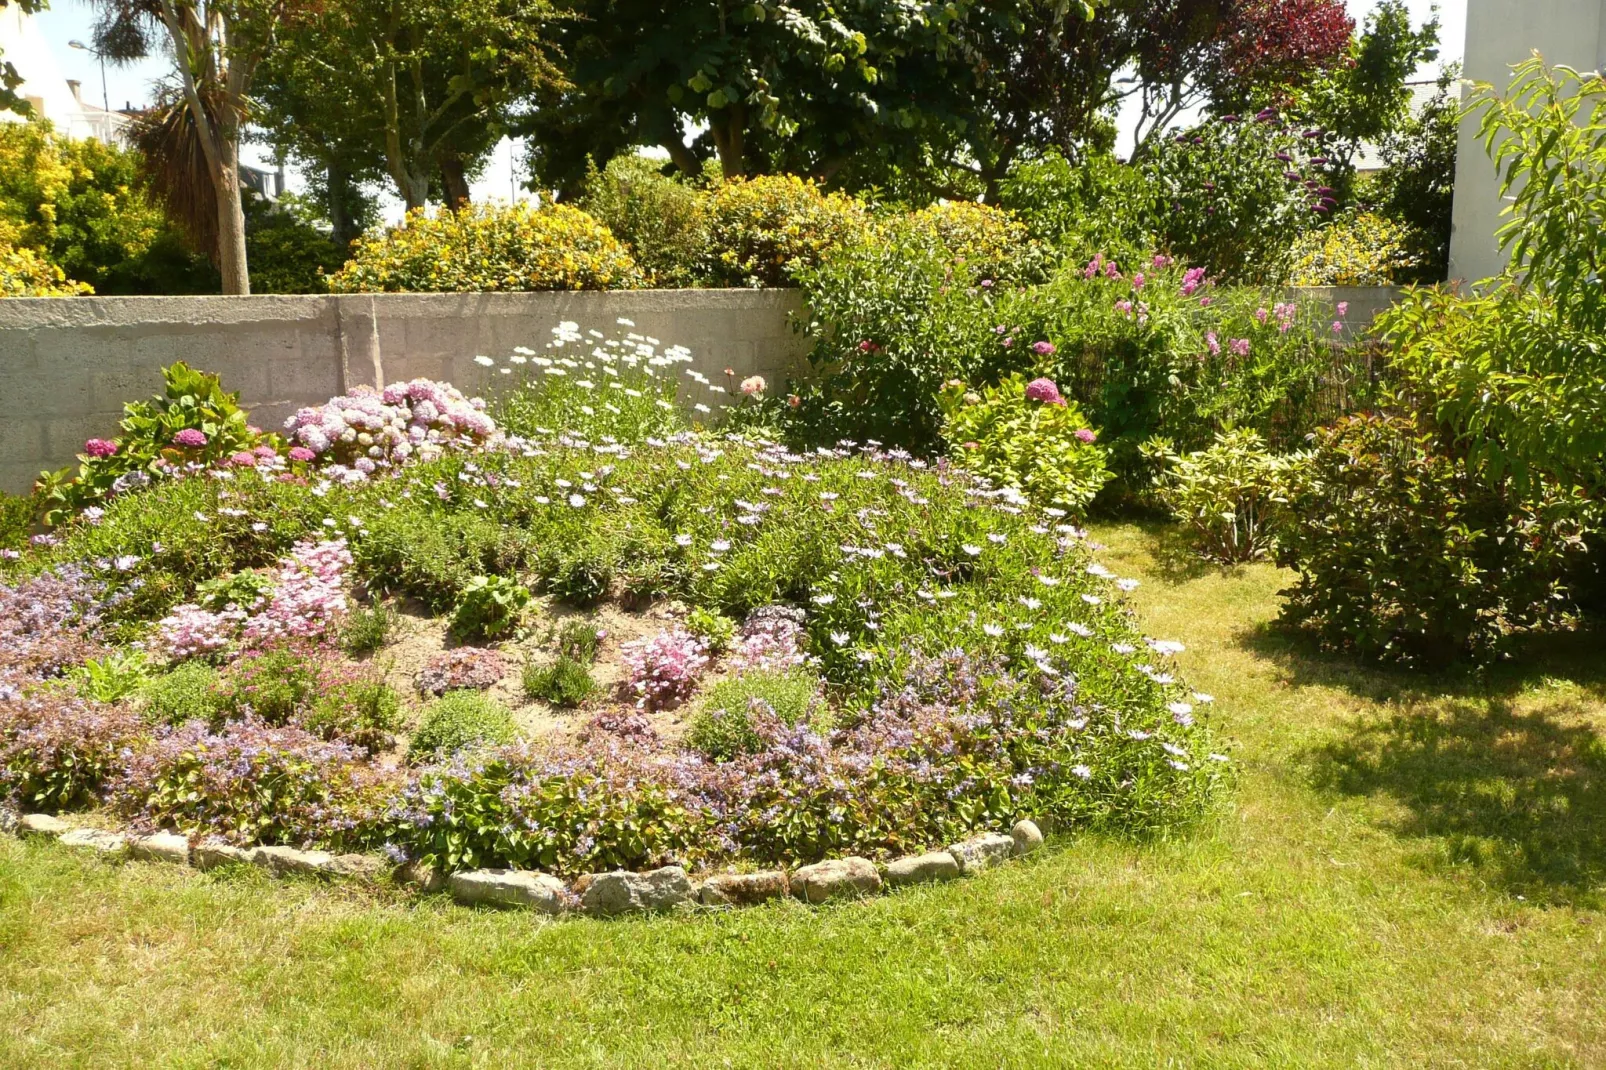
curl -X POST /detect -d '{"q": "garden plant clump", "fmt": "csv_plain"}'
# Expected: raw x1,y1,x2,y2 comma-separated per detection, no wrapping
0,329,1226,884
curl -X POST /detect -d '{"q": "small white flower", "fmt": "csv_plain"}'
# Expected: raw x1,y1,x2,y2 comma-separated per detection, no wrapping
711,540,731,553
568,494,586,508
1019,597,1041,610
1038,575,1060,587
474,355,495,367
1081,594,1102,605
831,630,850,646
1117,578,1140,591
1071,764,1092,779
983,623,1004,637
674,534,693,547
1193,693,1215,704
987,533,1007,545
1067,622,1093,637
962,544,982,557
1087,563,1115,578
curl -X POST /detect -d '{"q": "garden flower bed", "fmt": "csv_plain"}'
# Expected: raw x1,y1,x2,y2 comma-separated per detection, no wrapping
0,326,1227,912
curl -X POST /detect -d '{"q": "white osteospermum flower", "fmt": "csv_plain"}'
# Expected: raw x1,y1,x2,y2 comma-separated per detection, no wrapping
674,534,693,547
568,494,586,508
962,544,982,557
474,355,495,367
983,623,1004,637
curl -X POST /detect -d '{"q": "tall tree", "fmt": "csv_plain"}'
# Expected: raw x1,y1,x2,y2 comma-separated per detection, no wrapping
259,0,562,213
92,0,293,294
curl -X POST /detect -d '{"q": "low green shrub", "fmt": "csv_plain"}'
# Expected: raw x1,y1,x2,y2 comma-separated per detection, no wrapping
328,202,643,293
898,200,1048,285
302,680,402,753
70,650,150,703
703,175,869,286
685,606,737,655
0,490,36,550
449,574,531,642
938,374,1111,514
1275,412,1593,666
686,670,822,763
552,618,604,663
140,661,226,725
1149,430,1296,563
1289,212,1421,286
408,691,517,763
580,155,709,287
522,655,596,707
341,603,394,655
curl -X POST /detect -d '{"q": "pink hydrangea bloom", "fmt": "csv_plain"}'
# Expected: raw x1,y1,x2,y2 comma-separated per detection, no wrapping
84,438,118,458
1031,340,1056,357
1075,428,1098,444
288,446,316,463
172,429,208,448
1024,378,1065,406
229,451,258,467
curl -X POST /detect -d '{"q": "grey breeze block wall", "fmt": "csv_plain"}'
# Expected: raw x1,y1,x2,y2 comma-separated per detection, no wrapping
0,288,810,494
0,284,1396,496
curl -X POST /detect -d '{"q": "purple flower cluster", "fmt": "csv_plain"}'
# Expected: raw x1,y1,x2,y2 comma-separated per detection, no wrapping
621,627,709,709
283,379,495,472
1024,377,1066,407
0,694,143,809
417,647,508,697
0,570,107,693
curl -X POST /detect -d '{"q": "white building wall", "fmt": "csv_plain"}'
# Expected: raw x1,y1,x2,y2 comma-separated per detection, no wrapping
1449,0,1606,285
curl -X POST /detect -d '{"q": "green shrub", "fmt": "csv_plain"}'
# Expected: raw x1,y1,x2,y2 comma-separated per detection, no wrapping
223,646,319,724
580,154,709,287
408,691,517,763
938,374,1111,514
1149,430,1296,564
342,603,394,655
449,574,532,642
522,655,595,707
0,490,37,550
70,650,150,703
244,193,345,294
141,661,226,725
552,618,603,663
998,150,1150,258
703,175,869,287
302,680,401,753
328,202,643,293
685,606,736,655
686,670,822,763
0,242,89,296
195,569,274,612
1275,412,1592,667
897,200,1048,285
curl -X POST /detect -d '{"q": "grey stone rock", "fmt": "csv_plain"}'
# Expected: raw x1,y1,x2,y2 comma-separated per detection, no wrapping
251,845,340,878
58,827,129,856
19,813,71,839
699,870,789,906
449,868,569,914
0,805,18,835
394,858,449,894
1010,819,1044,856
326,854,387,881
947,833,1015,875
193,840,252,871
883,851,962,887
789,857,882,903
581,866,695,916
129,832,191,866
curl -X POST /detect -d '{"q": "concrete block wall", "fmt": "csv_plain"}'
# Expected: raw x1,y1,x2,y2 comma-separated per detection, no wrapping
0,289,808,493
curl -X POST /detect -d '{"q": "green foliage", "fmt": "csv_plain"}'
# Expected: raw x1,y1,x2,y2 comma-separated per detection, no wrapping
685,606,736,655
194,570,273,613
302,680,402,753
38,362,271,525
408,691,517,763
1275,413,1592,667
579,154,710,287
0,490,36,550
1148,430,1294,564
71,650,151,704
521,655,595,707
328,203,643,293
551,618,603,663
938,375,1111,514
897,200,1048,285
341,603,394,655
1370,66,1458,284
0,243,90,296
449,574,532,642
140,662,226,726
244,195,345,294
997,150,1150,258
1139,115,1336,284
703,175,869,286
223,647,319,724
686,670,822,763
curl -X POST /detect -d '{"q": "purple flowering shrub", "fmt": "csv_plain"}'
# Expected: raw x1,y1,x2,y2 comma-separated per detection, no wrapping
0,569,109,695
0,695,146,810
111,718,396,848
417,647,509,697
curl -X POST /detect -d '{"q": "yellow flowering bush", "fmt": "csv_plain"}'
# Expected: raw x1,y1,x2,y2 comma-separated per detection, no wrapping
0,244,91,297
328,202,643,293
1289,212,1421,286
897,200,1046,284
704,175,869,286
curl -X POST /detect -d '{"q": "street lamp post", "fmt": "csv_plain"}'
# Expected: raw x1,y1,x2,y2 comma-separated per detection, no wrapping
67,40,110,121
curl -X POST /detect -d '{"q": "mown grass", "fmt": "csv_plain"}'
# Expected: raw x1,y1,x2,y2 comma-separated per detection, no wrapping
2,521,1603,1068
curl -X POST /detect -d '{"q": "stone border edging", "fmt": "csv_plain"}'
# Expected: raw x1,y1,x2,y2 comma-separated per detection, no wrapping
1,803,1046,918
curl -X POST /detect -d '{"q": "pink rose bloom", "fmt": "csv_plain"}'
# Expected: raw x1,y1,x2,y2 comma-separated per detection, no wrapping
1032,340,1056,356
172,428,207,448
1074,428,1097,444
84,438,118,458
1025,377,1066,406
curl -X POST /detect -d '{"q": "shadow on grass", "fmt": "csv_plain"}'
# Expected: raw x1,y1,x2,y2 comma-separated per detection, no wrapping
1309,694,1606,906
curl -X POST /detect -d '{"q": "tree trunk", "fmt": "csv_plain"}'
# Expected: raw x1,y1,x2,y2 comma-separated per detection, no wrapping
440,154,472,209
711,104,747,180
662,138,701,180
327,160,357,249
214,131,250,295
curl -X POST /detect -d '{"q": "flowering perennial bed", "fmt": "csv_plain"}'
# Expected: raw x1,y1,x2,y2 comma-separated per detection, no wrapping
1,332,1227,890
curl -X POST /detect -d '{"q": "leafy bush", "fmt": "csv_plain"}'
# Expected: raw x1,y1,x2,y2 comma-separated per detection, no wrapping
302,679,402,753
1140,113,1338,284
1149,430,1295,563
998,150,1151,258
1370,67,1458,284
450,574,531,642
1289,212,1421,285
686,670,822,762
522,655,596,707
552,618,604,663
0,696,145,810
1275,413,1592,666
140,661,226,725
684,606,736,655
938,374,1111,513
37,362,269,524
703,175,869,286
0,490,37,550
408,691,517,763
243,193,345,294
898,201,1046,285
341,603,394,655
0,243,90,296
328,202,643,293
580,154,709,287
70,649,150,703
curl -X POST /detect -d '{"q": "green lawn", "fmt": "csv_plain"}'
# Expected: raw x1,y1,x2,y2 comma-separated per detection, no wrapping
3,522,1603,1068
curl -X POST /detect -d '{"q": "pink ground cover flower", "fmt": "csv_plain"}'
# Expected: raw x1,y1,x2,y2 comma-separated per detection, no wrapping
622,627,709,710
